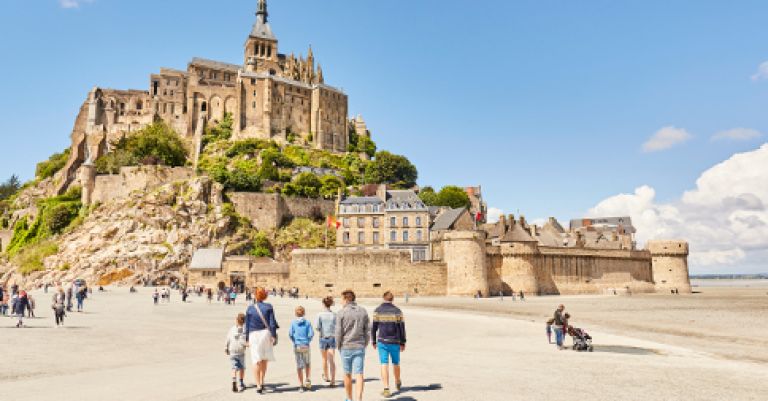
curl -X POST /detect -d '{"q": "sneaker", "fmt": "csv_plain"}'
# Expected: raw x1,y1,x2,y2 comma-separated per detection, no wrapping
305,380,311,390
322,373,329,382
329,381,336,388
239,382,246,392
256,385,264,394
382,388,391,398
298,387,305,393
231,381,238,393
396,381,402,391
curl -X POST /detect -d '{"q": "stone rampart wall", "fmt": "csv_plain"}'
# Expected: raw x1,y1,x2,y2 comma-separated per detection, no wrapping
91,166,194,204
227,192,335,231
290,249,447,297
487,246,655,295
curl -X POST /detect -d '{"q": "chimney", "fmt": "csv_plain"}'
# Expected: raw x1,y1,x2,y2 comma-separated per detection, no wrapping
376,184,387,202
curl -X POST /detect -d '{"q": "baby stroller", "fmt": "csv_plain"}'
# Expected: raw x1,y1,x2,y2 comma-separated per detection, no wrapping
567,326,593,352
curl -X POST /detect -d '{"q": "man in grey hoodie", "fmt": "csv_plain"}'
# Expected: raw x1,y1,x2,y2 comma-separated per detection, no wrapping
335,290,369,401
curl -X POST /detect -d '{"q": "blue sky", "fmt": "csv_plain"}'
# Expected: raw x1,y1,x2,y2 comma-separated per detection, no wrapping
2,1,768,272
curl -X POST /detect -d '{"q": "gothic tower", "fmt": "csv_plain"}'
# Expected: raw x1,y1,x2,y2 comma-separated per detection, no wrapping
244,0,280,74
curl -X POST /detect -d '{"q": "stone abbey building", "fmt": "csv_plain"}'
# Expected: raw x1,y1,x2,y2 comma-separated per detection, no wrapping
58,0,348,192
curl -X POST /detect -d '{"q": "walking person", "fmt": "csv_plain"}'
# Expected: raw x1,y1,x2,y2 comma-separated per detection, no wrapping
546,318,554,343
14,290,29,328
0,285,6,316
245,288,278,394
225,313,248,393
76,287,86,312
372,291,406,398
519,290,525,301
316,296,337,388
52,287,66,327
26,294,35,318
153,289,159,305
335,290,370,401
289,306,314,392
553,304,566,350
66,284,73,312
207,288,213,304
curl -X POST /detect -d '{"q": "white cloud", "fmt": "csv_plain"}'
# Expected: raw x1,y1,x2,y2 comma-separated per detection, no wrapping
750,61,768,81
711,128,763,141
589,143,768,273
59,0,94,9
642,126,693,152
486,207,504,223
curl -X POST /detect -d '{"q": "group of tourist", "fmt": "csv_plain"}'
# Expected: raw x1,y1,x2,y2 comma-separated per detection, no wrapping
225,288,406,400
1,280,87,328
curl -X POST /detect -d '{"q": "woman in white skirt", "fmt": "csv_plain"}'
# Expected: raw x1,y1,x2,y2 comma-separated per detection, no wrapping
245,288,279,393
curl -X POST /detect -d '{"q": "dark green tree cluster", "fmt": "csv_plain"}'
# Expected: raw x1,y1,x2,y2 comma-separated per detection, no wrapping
419,185,470,209
95,122,188,174
35,149,70,179
0,175,21,201
347,126,377,158
282,173,344,199
364,151,418,189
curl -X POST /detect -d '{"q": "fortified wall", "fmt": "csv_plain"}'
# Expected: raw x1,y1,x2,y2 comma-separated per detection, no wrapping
289,249,447,297
80,165,195,205
227,192,336,231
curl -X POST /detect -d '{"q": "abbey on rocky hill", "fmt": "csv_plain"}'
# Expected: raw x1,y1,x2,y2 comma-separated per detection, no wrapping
59,0,349,192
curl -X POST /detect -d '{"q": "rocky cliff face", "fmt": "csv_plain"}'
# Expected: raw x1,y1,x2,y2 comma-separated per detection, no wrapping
1,177,255,288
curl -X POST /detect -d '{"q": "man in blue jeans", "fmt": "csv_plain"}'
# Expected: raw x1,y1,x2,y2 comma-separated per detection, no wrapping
372,291,406,398
553,304,566,349
335,290,370,401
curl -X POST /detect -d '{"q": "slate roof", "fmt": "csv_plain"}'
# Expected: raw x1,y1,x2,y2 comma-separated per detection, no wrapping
386,190,427,211
189,248,224,270
189,58,241,72
340,196,384,205
431,208,467,231
250,16,276,40
501,223,537,243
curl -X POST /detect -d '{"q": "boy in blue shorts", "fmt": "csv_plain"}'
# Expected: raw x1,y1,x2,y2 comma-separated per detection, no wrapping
371,291,406,398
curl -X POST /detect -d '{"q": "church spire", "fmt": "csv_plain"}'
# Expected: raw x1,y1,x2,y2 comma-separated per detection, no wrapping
256,0,268,23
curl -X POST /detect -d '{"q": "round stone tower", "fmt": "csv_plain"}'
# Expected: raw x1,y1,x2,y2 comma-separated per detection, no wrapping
647,240,691,294
500,241,541,295
443,231,488,296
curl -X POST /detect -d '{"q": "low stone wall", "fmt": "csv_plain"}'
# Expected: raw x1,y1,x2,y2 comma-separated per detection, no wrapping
487,246,655,295
227,192,335,231
290,248,447,297
91,166,194,204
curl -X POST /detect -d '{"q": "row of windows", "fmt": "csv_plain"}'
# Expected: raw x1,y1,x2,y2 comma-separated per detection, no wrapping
341,216,423,228
340,204,382,214
341,230,425,244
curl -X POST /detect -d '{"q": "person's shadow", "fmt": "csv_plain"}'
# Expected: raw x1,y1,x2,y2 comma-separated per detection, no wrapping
394,383,443,400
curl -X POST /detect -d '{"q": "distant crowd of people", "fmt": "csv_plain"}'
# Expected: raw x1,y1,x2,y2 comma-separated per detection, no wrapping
1,280,89,328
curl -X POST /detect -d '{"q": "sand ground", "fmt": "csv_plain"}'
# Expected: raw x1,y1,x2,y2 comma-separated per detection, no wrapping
1,286,766,401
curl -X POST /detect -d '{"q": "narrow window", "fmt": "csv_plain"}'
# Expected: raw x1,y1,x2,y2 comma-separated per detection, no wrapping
403,217,409,227
390,231,396,242
417,230,422,241
416,217,422,227
390,217,396,227
403,231,409,242
343,232,350,244
373,232,379,244
358,232,364,244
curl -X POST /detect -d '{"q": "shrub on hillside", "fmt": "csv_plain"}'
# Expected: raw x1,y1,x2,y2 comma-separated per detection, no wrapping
36,149,70,179
95,122,188,174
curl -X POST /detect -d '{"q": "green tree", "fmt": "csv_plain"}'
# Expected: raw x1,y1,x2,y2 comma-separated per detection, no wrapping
418,186,438,206
0,175,22,200
364,151,418,188
36,149,70,179
356,135,377,158
94,122,188,173
227,169,261,192
249,231,272,257
436,186,470,209
319,175,344,198
283,172,322,198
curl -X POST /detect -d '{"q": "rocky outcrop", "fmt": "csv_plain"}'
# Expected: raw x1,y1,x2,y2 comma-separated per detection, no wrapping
2,177,255,288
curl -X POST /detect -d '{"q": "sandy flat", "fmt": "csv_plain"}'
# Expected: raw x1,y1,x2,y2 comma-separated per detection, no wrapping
1,286,766,401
